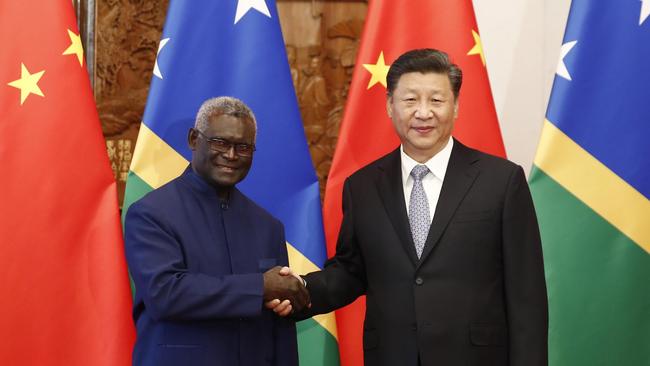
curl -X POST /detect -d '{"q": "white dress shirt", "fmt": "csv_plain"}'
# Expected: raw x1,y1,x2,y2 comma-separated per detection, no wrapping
401,138,454,224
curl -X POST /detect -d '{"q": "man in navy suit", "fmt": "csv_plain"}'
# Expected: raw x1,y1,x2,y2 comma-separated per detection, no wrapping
124,96,309,366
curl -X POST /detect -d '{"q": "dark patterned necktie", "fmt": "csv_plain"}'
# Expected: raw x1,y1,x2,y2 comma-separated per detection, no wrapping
409,165,430,258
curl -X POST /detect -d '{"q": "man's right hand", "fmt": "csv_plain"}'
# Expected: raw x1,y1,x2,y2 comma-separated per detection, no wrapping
263,266,310,313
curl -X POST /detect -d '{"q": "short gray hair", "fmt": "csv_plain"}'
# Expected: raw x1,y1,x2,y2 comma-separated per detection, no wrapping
194,96,257,140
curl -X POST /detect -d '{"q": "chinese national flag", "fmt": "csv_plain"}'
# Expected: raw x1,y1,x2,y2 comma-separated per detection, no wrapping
324,1,505,364
0,1,135,365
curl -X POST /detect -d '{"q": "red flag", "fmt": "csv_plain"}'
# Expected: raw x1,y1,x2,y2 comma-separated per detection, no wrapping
0,1,135,365
323,1,505,364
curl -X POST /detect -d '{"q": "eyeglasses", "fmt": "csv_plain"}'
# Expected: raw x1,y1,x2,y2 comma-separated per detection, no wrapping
194,129,256,157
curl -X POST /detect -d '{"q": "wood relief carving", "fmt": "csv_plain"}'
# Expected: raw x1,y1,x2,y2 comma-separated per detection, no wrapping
95,0,168,204
278,0,366,199
286,19,364,199
87,0,365,204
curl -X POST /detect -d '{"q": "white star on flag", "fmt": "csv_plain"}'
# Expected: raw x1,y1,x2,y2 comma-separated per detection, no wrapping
557,40,577,81
153,38,170,79
234,0,271,24
641,0,650,25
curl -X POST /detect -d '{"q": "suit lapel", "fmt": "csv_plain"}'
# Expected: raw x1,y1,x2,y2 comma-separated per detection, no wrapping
376,148,419,266
417,140,480,267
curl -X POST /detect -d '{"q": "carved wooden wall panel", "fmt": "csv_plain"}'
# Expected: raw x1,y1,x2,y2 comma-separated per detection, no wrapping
85,0,366,204
94,0,168,204
278,1,367,199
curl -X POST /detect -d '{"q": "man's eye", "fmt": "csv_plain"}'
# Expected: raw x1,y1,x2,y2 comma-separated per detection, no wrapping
214,139,229,147
235,144,251,152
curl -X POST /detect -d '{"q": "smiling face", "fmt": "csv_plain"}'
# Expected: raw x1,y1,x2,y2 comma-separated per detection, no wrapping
387,71,458,162
188,113,256,195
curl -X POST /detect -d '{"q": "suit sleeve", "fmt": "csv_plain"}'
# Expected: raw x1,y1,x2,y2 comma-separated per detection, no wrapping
298,178,366,318
502,166,548,366
124,201,263,322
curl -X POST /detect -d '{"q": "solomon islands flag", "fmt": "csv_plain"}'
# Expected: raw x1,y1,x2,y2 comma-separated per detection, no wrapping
529,1,650,365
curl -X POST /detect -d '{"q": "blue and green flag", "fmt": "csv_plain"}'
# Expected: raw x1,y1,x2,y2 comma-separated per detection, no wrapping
530,1,650,365
123,1,339,364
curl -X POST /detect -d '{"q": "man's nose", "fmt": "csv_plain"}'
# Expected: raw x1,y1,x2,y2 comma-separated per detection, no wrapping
221,146,237,159
414,101,433,119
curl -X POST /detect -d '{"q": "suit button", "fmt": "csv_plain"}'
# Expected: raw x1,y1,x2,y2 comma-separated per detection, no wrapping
415,277,423,285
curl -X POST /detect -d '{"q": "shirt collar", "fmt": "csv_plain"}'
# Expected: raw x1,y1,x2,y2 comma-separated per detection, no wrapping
182,165,236,200
400,138,454,182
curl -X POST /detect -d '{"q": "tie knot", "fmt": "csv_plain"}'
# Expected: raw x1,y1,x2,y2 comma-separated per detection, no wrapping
410,164,429,181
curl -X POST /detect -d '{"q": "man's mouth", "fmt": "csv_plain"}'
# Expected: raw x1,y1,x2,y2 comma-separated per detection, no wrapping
412,126,434,134
216,165,237,173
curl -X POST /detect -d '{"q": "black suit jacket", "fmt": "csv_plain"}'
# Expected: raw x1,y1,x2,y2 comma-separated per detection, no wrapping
302,139,548,366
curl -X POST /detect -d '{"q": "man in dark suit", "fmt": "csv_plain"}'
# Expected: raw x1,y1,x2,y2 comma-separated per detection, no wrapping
124,96,309,366
270,49,548,366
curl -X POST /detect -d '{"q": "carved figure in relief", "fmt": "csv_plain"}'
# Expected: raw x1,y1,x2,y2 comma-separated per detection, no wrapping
299,50,331,146
286,45,300,93
301,20,362,197
107,140,118,179
107,140,117,160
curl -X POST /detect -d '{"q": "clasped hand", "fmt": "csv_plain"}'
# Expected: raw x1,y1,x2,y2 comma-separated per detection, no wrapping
263,266,309,316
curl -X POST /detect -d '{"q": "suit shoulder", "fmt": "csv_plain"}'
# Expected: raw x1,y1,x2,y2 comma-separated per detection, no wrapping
347,148,399,182
123,177,189,239
235,190,284,228
463,144,522,175
127,176,184,215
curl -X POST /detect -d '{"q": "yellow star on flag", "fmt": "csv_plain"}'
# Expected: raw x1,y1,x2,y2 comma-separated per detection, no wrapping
363,51,390,89
7,63,45,105
467,30,486,66
62,29,84,66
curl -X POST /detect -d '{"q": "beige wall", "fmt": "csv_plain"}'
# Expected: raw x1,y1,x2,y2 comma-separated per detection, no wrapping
473,0,571,175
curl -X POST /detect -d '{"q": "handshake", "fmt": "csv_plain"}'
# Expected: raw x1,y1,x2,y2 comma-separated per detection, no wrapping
263,266,310,316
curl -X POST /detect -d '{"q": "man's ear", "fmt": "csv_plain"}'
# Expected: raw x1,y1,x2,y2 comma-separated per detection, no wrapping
453,100,459,119
386,96,393,118
188,128,198,150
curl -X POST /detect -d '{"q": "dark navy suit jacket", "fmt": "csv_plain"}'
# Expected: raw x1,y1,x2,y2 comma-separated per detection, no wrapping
124,167,298,366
